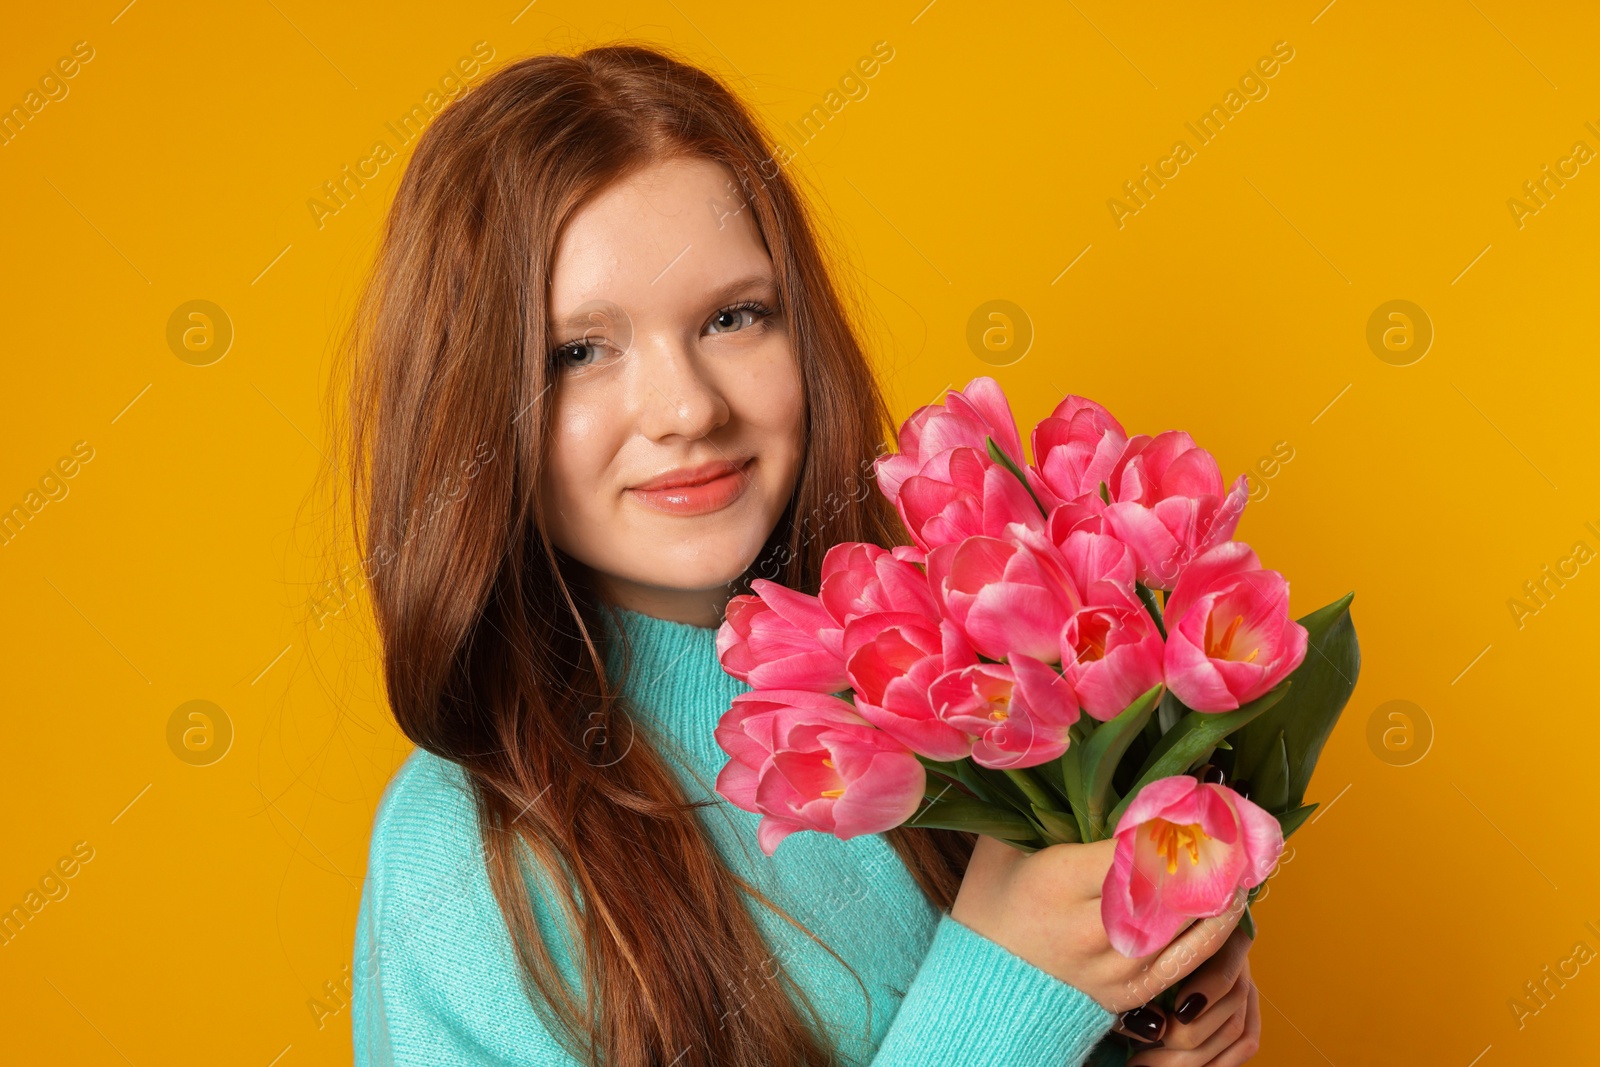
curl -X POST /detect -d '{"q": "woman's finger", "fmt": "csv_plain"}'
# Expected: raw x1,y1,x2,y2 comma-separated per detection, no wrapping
1110,1003,1168,1046
1124,887,1247,1003
1157,959,1248,1051
1169,927,1253,1031
1202,975,1260,1067
1042,835,1119,898
1126,978,1248,1067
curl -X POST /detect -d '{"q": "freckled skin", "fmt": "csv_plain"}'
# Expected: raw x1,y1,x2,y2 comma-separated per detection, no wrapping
540,156,805,627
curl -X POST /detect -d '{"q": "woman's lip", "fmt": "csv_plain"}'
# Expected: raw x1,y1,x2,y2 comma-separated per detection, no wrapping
631,457,750,491
628,458,753,516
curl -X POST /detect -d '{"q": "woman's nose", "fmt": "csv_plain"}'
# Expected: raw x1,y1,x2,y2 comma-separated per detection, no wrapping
633,334,730,441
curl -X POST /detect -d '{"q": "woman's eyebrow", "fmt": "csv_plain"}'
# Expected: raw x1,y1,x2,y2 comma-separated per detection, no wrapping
702,273,777,305
549,274,777,334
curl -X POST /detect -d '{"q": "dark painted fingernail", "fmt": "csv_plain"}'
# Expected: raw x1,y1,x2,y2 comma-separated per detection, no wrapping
1231,778,1253,801
1175,991,1208,1023
1120,1005,1166,1042
1196,763,1226,785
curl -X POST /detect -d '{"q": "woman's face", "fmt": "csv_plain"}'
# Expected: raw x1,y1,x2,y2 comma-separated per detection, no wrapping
540,155,805,627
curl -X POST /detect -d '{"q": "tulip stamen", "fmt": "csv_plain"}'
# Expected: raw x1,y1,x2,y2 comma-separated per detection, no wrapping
1147,819,1210,874
819,756,845,798
1205,613,1246,660
1074,612,1111,662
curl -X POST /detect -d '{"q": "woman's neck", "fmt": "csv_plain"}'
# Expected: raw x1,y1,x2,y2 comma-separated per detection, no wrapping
590,571,732,628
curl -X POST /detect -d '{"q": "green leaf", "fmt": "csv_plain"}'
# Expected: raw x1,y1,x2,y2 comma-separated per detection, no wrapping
1132,683,1288,785
904,794,1040,842
1059,728,1093,841
1030,803,1083,844
985,436,1048,517
1080,684,1164,840
1037,754,1072,806
1108,682,1291,831
1156,689,1185,734
1275,803,1318,839
915,755,968,781
1231,593,1360,810
1134,583,1167,639
1252,730,1291,813
1003,768,1060,813
947,761,1002,806
972,763,1032,811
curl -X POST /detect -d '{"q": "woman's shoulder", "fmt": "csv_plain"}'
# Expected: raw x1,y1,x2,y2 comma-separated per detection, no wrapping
360,747,578,959
361,745,528,938
367,746,480,867
363,748,481,894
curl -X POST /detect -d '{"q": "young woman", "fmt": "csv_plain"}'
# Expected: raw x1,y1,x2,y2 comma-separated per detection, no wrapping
342,44,1261,1067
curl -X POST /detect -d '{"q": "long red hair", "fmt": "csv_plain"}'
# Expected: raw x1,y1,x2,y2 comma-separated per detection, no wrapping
339,43,973,1067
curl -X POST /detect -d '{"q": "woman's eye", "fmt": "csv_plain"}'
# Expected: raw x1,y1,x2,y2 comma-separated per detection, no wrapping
706,304,769,334
555,341,605,368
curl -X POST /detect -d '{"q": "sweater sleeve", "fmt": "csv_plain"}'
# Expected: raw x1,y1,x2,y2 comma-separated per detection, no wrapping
352,753,586,1067
868,912,1117,1067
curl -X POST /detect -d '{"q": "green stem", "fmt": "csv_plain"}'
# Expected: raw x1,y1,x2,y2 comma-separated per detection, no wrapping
1003,768,1058,812
986,437,1049,517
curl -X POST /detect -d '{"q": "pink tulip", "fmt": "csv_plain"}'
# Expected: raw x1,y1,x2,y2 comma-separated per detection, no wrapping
1101,431,1249,590
1162,541,1308,712
925,526,1082,664
895,447,1045,554
1101,776,1283,957
844,612,977,761
714,690,927,856
1027,395,1128,512
928,655,1079,769
1061,599,1166,721
1054,531,1165,719
716,580,847,693
874,377,1027,504
1045,490,1110,546
819,541,939,625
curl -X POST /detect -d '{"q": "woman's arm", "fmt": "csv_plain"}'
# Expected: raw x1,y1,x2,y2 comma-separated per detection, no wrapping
353,873,584,1067
869,911,1116,1067
352,754,585,1067
873,834,1249,1067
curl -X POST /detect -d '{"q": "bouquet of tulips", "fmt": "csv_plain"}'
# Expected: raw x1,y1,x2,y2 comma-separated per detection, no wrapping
712,378,1358,1047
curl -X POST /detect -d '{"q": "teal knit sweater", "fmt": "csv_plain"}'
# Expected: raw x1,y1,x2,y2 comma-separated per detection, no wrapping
352,605,1117,1065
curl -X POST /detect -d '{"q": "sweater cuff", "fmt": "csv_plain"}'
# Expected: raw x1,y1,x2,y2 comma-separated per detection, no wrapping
871,912,1116,1066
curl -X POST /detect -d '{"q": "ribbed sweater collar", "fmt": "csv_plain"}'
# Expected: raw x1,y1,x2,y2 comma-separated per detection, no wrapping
601,605,750,772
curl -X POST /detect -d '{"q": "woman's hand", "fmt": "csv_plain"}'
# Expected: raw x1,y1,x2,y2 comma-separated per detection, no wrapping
950,834,1249,1014
1119,925,1261,1066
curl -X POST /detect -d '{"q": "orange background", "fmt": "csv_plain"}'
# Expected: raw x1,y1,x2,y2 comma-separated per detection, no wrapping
3,2,1596,1064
